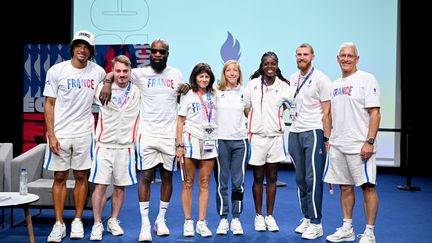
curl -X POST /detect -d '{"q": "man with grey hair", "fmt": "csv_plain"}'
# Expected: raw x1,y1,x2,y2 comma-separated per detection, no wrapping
323,42,380,243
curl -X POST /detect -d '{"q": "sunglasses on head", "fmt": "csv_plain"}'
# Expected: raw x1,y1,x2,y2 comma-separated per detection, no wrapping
150,49,168,55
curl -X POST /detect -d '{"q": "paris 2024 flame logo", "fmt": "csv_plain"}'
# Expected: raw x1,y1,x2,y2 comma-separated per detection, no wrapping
220,31,241,63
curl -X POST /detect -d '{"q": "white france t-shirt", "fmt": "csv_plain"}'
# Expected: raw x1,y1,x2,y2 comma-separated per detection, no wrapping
43,60,105,138
130,65,183,138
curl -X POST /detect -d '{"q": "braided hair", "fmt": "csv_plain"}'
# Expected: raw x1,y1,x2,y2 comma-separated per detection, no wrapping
250,51,289,112
250,51,289,84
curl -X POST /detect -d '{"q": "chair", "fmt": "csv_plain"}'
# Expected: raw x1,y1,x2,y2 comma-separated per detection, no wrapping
0,143,13,228
0,143,13,193
10,143,112,209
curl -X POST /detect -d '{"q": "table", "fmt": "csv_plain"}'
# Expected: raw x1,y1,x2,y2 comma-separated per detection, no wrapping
0,192,39,243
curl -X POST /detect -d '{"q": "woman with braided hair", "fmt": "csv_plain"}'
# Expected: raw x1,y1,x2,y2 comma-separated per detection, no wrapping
243,51,292,232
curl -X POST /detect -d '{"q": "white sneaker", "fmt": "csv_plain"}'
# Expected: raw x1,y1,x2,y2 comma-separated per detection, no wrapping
265,215,279,232
295,218,310,234
47,221,66,242
154,218,170,236
301,223,323,240
107,218,124,236
216,218,229,235
358,232,376,243
326,227,355,242
230,218,244,235
138,224,152,242
196,220,212,237
90,222,104,241
254,214,266,231
70,218,84,239
183,219,194,237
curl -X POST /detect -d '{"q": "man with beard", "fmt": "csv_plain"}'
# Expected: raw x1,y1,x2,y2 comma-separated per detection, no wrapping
287,43,332,240
100,39,188,241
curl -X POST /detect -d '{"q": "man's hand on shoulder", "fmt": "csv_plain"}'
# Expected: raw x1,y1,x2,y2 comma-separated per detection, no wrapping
99,72,114,105
177,83,190,94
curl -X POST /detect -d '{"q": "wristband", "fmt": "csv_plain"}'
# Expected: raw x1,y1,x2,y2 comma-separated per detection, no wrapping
104,79,113,84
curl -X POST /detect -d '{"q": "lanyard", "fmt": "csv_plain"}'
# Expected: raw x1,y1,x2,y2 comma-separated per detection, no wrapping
294,67,314,99
116,81,132,107
124,81,131,97
196,91,213,123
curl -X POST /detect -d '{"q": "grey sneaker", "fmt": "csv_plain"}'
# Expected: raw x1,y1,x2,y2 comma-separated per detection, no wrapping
90,222,104,241
70,218,84,239
326,227,355,242
107,218,124,236
47,221,66,242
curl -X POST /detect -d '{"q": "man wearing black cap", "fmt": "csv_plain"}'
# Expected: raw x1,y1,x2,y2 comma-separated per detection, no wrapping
43,30,106,242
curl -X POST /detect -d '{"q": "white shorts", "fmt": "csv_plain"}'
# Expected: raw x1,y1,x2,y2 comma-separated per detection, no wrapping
323,146,376,186
43,134,94,171
183,132,218,160
89,146,137,186
136,135,176,171
248,134,285,166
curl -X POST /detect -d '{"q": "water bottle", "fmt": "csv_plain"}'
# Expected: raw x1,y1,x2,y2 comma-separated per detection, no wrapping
19,168,28,195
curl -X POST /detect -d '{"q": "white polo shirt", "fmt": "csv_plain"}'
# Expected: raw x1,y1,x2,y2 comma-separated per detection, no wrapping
215,85,247,140
289,67,332,132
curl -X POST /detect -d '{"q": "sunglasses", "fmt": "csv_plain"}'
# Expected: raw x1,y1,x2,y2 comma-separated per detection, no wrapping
150,49,168,55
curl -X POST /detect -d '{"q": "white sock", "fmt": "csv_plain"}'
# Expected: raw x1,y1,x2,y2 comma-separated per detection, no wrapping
156,201,169,222
365,224,375,235
342,218,352,229
139,201,150,226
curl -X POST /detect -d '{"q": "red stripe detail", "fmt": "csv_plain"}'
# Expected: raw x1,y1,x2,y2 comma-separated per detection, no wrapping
248,109,253,134
132,115,139,142
278,108,282,131
97,114,103,141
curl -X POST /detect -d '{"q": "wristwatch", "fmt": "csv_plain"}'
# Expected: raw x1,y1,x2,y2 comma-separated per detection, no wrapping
323,136,329,142
366,137,375,145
